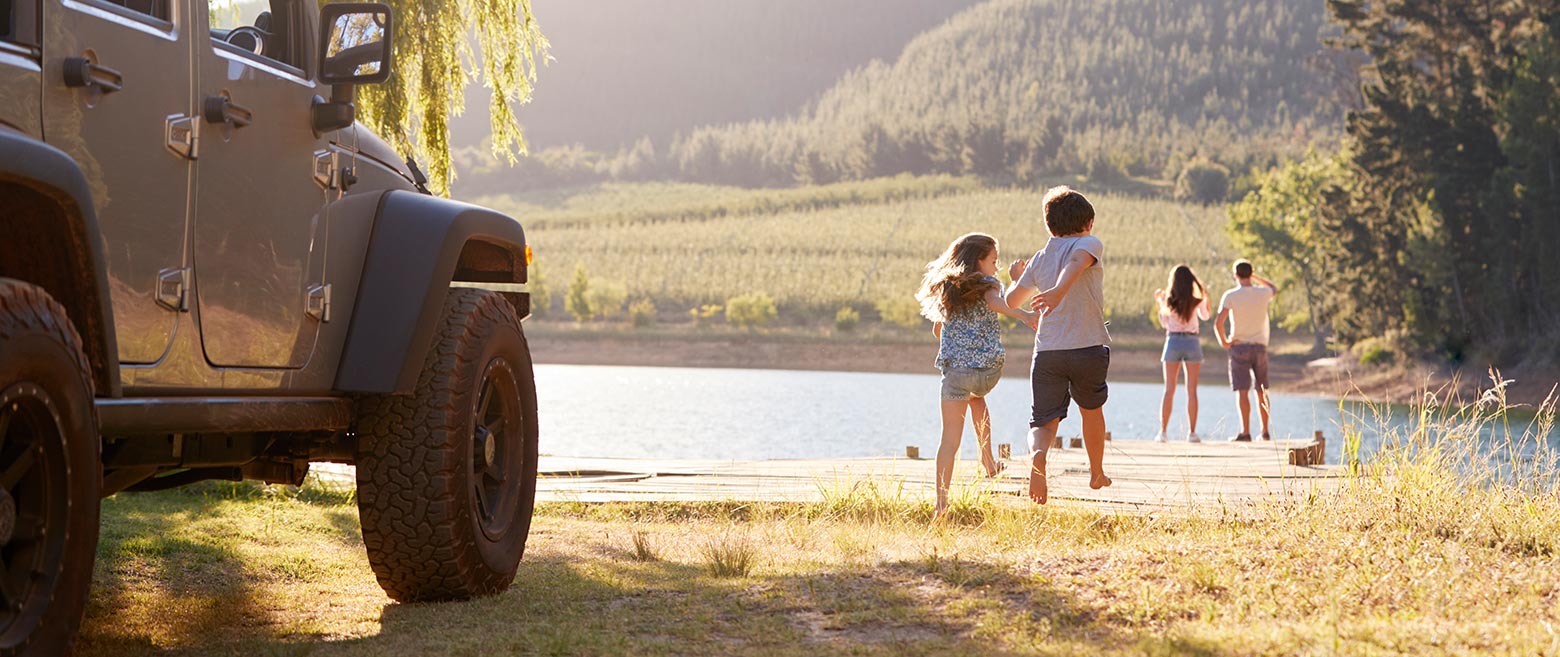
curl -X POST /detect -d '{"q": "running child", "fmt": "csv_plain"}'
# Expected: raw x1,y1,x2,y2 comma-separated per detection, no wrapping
916,233,1040,518
1006,186,1113,504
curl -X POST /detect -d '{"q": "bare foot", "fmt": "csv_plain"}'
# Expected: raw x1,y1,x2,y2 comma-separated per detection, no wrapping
1089,472,1113,490
1028,467,1048,504
984,462,1008,478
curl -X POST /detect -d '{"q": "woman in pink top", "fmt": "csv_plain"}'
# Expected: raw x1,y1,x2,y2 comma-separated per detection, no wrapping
1152,265,1211,442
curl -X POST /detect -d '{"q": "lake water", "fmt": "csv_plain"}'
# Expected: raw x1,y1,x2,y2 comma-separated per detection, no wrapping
534,364,1558,465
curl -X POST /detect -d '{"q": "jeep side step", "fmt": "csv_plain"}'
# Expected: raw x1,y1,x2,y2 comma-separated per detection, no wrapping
97,396,354,435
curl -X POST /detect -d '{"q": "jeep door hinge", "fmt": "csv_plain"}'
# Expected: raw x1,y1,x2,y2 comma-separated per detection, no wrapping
312,150,337,189
306,284,332,322
165,114,199,160
156,268,189,312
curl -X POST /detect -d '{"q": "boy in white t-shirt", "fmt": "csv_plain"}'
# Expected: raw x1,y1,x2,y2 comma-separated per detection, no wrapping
1213,259,1278,441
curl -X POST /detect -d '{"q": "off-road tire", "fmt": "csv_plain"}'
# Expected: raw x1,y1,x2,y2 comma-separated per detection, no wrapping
0,279,100,657
354,289,538,602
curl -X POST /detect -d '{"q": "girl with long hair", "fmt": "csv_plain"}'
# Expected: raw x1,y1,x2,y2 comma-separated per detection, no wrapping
1153,264,1211,442
915,233,1039,517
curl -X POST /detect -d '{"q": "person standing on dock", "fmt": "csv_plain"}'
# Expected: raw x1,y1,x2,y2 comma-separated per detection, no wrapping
1214,259,1279,441
1154,265,1212,443
1007,186,1114,504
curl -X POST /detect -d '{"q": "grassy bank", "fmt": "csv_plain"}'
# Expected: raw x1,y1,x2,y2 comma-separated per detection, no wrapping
80,390,1558,656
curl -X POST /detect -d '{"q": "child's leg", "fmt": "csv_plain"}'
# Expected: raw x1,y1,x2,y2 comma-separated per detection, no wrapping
968,396,999,476
1185,361,1202,434
1026,420,1059,504
935,399,969,513
1079,405,1111,489
1159,361,1179,435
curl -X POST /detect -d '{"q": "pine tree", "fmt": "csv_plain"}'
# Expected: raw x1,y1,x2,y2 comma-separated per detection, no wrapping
565,262,593,322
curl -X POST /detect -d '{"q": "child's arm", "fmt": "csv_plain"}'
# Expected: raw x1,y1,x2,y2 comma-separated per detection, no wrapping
985,287,1040,331
933,321,942,339
1029,249,1097,316
1251,273,1280,296
1004,258,1034,309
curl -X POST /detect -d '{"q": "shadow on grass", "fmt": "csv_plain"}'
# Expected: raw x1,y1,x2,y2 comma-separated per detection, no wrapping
80,517,1233,657
80,491,273,655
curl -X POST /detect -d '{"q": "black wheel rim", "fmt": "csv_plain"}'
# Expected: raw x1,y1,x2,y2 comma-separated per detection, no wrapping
470,358,523,541
0,384,67,645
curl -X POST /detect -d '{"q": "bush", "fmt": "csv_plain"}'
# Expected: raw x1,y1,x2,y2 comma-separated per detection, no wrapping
689,304,723,326
1175,159,1231,205
1357,337,1396,366
565,262,592,322
587,281,628,319
834,306,860,332
629,298,657,328
875,297,924,328
725,293,778,329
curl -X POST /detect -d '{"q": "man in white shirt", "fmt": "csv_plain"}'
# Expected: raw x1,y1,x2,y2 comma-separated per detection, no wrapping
1213,260,1278,442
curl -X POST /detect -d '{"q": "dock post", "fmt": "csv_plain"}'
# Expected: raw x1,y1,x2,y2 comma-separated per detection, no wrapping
1286,431,1326,466
1050,435,1063,449
906,446,920,459
998,444,1011,459
1067,437,1084,449
1105,431,1112,442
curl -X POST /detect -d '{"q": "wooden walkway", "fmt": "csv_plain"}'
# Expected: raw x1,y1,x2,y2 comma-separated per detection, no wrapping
533,438,1343,512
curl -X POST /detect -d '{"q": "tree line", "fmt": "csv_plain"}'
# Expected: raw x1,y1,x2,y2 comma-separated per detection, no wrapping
1230,0,1560,365
451,0,1347,197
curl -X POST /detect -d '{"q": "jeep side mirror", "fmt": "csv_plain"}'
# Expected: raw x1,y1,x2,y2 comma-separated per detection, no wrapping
318,3,393,86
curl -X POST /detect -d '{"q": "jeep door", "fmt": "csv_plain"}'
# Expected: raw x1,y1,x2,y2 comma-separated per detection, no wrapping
191,0,327,369
41,0,193,365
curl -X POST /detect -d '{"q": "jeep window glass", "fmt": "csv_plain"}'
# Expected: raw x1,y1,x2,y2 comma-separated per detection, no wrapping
2,0,39,44
209,0,299,68
97,0,171,22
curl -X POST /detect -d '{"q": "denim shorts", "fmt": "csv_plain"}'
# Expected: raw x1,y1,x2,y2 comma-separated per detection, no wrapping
1161,333,1204,363
940,365,1003,401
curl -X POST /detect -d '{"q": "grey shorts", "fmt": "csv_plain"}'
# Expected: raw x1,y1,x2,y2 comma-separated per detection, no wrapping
1228,343,1270,391
1029,345,1110,428
1162,333,1204,363
940,365,1003,401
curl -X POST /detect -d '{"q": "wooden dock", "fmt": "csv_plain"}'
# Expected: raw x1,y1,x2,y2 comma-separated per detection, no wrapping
533,437,1343,512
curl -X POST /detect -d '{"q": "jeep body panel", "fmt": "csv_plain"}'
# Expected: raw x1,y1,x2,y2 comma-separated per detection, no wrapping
0,130,122,397
42,0,194,367
336,190,528,394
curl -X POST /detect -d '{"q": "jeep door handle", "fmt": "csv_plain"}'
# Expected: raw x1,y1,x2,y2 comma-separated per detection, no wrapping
203,95,254,129
62,57,124,94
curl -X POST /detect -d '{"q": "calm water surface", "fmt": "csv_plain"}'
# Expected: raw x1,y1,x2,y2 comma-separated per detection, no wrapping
535,364,1556,464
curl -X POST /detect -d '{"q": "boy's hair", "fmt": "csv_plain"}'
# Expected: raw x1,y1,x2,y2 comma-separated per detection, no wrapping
1043,186,1095,236
1233,259,1253,279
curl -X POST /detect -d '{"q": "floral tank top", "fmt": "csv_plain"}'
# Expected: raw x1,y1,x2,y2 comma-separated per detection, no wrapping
935,276,1005,370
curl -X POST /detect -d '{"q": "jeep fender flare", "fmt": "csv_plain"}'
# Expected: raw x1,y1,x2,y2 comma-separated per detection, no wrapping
335,190,528,394
0,130,121,397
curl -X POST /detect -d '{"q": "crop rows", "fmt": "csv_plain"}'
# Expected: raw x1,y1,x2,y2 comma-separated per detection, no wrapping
521,185,1258,328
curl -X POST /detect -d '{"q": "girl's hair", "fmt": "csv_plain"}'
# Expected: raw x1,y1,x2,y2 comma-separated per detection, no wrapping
917,233,999,322
1162,264,1206,322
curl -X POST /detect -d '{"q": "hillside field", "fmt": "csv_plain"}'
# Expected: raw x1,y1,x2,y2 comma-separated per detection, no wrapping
480,177,1294,331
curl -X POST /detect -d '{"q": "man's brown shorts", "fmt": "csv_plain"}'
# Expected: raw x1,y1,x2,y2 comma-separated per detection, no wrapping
1228,343,1269,391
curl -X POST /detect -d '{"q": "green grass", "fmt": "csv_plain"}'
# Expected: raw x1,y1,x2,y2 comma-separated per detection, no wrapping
80,388,1559,656
506,177,1302,331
